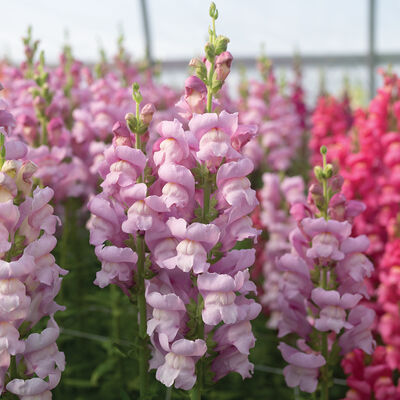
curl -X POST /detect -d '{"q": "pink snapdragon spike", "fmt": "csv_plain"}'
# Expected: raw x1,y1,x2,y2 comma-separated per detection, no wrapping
88,82,160,399
89,4,261,397
145,6,261,392
277,147,375,396
0,84,66,398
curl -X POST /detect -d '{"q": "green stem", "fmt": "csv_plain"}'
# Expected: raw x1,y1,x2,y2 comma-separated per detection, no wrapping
136,133,142,153
320,266,329,400
206,61,215,114
10,356,17,380
40,115,48,146
136,233,148,399
191,173,212,400
0,133,5,168
321,151,328,219
202,180,211,223
190,385,202,400
111,284,125,390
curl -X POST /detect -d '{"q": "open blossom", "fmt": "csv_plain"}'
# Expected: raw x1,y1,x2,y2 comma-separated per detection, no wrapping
188,111,241,170
153,119,190,166
86,17,261,393
158,163,195,209
279,342,326,393
164,217,220,274
197,271,255,325
156,337,207,390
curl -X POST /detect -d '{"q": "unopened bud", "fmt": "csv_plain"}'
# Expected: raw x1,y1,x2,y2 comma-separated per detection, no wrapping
16,161,38,196
132,82,143,104
209,2,218,19
215,51,233,83
125,113,137,133
324,164,333,178
2,160,19,178
313,166,324,181
112,121,133,147
140,103,156,126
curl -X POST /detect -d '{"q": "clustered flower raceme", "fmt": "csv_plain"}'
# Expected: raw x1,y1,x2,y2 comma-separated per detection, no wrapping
88,5,261,395
277,149,375,395
253,173,306,328
342,346,400,400
0,84,66,399
237,57,304,172
309,93,353,169
0,28,178,209
89,91,262,391
308,69,400,393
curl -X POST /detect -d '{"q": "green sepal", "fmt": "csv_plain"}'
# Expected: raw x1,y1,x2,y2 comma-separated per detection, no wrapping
327,340,341,367
124,236,136,251
185,298,199,340
208,242,223,264
310,265,321,285
144,256,157,279
205,42,215,63
125,113,138,133
215,35,230,55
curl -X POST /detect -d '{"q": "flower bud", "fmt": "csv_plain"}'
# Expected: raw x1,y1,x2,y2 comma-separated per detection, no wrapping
132,82,143,104
309,183,324,210
184,76,207,114
215,51,233,83
323,164,333,179
33,96,46,113
209,2,218,19
189,58,207,82
112,121,133,147
16,161,38,196
2,160,18,178
313,166,324,181
125,113,137,133
140,103,156,126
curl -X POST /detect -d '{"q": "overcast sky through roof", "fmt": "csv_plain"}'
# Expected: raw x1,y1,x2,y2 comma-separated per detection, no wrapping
2,0,400,64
